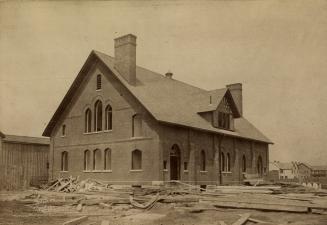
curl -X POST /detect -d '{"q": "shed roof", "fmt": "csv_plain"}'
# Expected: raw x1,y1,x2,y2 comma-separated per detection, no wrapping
3,134,50,145
43,50,272,144
311,166,327,171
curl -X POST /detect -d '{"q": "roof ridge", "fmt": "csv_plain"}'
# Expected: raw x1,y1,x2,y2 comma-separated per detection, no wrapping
93,50,207,93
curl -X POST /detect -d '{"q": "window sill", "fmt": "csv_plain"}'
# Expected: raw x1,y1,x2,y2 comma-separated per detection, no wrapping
163,169,168,172
130,136,145,140
83,170,112,173
184,170,189,173
83,131,106,135
130,169,143,172
200,171,208,173
60,171,68,173
96,89,102,92
60,136,66,138
222,171,232,174
103,130,113,133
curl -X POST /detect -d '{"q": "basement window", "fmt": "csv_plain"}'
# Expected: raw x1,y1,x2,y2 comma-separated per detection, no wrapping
96,74,101,90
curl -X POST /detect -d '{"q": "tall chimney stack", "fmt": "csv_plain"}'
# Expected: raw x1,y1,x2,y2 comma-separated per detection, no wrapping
226,83,243,116
114,34,137,85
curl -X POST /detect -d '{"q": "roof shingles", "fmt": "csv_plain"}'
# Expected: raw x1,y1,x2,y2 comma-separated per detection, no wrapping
43,50,272,144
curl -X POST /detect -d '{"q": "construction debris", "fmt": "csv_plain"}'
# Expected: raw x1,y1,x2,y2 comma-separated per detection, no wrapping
15,176,324,224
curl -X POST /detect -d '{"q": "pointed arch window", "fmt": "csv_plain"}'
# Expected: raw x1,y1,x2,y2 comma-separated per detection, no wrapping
105,105,112,130
84,150,91,171
104,148,111,170
220,152,225,171
226,153,231,172
61,151,68,171
132,114,142,137
93,149,102,170
200,150,206,171
94,100,103,132
131,149,142,170
85,108,92,133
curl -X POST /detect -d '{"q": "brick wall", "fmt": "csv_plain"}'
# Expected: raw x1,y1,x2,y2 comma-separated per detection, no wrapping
49,59,269,185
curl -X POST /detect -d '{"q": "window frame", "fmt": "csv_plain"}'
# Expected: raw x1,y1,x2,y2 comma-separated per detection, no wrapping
94,100,103,132
84,108,92,133
61,151,68,172
200,150,206,171
84,150,91,171
96,74,102,90
105,105,113,131
104,148,112,171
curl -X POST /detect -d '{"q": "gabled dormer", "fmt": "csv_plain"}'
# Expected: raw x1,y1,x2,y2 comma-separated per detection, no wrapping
197,84,242,131
212,93,237,131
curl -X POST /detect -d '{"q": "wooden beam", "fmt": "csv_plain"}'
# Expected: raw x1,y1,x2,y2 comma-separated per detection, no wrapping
62,216,88,225
232,213,250,225
213,201,308,213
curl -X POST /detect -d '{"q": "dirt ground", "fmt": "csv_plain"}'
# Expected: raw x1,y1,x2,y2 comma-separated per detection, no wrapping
0,190,326,225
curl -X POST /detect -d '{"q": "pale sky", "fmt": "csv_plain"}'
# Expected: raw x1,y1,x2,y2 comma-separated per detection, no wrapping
0,1,326,165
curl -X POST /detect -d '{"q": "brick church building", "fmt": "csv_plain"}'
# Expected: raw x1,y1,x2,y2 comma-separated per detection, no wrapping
43,34,272,185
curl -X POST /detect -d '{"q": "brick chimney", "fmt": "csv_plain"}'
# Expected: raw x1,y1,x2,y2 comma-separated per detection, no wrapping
114,34,137,85
226,83,243,116
165,71,173,79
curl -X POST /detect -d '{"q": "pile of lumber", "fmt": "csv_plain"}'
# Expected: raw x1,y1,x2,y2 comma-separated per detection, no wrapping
33,178,327,215
44,176,109,193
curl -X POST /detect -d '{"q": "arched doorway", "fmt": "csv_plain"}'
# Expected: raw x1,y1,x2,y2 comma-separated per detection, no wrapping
257,156,263,176
170,144,181,180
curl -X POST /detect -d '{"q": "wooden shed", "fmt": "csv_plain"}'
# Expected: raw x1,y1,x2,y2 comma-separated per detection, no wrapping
0,132,49,190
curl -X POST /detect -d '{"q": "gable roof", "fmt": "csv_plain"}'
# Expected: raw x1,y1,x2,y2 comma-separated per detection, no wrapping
274,162,293,170
43,50,272,144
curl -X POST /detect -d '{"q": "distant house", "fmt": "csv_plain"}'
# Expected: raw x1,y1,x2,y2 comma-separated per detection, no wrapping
0,132,50,190
311,166,327,178
42,34,272,185
297,162,312,182
271,161,297,180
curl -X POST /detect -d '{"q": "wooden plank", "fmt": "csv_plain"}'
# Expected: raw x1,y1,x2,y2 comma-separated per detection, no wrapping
101,221,110,225
62,216,88,225
232,213,250,225
248,217,272,224
213,201,308,213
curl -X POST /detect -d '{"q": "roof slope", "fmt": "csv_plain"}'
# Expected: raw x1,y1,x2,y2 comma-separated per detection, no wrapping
311,166,327,171
3,134,50,145
274,162,293,170
43,50,272,144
